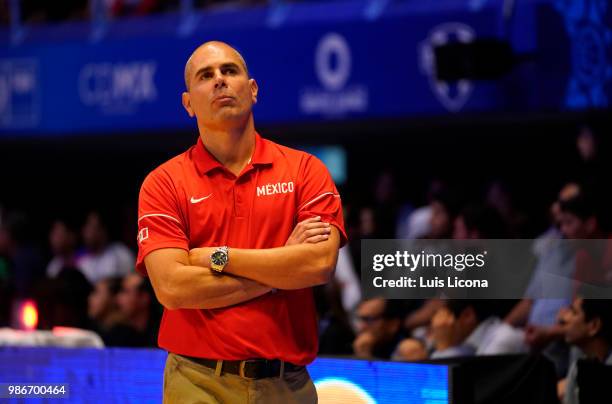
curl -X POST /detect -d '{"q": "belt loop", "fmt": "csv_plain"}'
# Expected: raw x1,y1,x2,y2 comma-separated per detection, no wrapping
215,360,223,377
279,361,285,379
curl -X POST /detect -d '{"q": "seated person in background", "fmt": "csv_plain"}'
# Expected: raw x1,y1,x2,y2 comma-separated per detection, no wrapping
46,217,80,278
87,276,123,343
562,188,612,289
505,182,581,333
430,300,525,359
453,202,509,240
77,210,134,284
104,273,161,347
558,297,612,404
427,184,462,240
352,298,406,359
505,184,605,377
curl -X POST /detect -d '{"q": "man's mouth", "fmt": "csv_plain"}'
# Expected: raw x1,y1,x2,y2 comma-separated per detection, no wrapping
214,95,234,103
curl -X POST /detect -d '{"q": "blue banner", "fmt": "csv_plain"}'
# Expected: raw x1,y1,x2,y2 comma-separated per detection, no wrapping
0,0,610,135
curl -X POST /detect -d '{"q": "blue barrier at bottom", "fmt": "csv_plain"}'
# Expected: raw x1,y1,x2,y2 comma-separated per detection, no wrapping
0,347,448,403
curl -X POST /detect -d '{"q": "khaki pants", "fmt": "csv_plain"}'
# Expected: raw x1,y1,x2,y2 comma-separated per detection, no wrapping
163,353,318,404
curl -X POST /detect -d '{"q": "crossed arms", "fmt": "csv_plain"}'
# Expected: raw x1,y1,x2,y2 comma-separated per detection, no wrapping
144,217,341,310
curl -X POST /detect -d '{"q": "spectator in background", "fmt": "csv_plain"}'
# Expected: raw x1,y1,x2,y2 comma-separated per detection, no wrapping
359,207,379,238
559,188,612,291
0,211,45,299
46,218,80,278
372,170,400,237
505,184,607,377
105,273,160,347
429,300,525,359
400,184,464,334
453,203,508,240
486,181,527,237
505,182,582,332
398,204,431,239
397,179,447,240
558,298,612,404
558,186,606,241
77,210,134,284
352,298,405,359
532,182,580,258
427,184,462,239
403,182,461,338
452,203,517,317
349,206,382,278
88,276,123,343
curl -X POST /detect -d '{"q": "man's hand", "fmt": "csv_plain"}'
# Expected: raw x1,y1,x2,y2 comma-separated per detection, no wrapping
557,378,567,401
430,307,459,351
353,331,376,358
285,216,331,246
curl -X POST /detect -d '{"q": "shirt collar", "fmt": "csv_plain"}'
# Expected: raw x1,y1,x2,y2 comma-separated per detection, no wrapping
193,131,273,175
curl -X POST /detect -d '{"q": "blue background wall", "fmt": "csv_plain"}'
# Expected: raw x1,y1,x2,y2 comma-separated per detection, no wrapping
1,0,610,135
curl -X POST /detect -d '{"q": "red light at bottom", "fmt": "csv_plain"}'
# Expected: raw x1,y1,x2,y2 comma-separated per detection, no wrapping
21,300,38,331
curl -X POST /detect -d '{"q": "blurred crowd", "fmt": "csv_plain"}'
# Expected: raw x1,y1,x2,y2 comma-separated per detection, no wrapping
0,125,610,404
316,126,611,403
0,209,160,347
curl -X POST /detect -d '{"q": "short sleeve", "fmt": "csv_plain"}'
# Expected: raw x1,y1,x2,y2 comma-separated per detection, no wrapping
297,155,347,247
136,170,189,275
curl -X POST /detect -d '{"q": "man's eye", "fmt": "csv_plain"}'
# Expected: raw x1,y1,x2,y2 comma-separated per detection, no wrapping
223,68,237,75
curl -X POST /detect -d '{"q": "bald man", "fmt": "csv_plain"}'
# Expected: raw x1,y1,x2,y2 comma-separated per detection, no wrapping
136,41,348,403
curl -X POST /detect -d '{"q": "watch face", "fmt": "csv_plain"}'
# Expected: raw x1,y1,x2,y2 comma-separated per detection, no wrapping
211,250,228,266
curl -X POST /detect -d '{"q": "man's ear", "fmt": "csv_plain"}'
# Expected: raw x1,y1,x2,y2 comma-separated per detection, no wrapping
587,317,602,338
182,92,195,117
250,78,259,104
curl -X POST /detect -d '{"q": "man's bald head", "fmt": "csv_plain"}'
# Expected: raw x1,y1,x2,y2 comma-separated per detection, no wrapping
183,41,250,91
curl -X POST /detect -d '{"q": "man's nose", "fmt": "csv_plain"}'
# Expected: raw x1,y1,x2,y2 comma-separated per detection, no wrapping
214,72,227,88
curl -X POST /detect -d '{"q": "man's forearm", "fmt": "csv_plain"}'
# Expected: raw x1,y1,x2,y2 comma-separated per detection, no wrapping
168,266,271,309
145,254,271,309
190,275,272,309
190,229,340,290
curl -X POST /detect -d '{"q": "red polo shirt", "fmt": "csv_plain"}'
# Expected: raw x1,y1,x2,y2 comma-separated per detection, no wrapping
136,132,347,365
